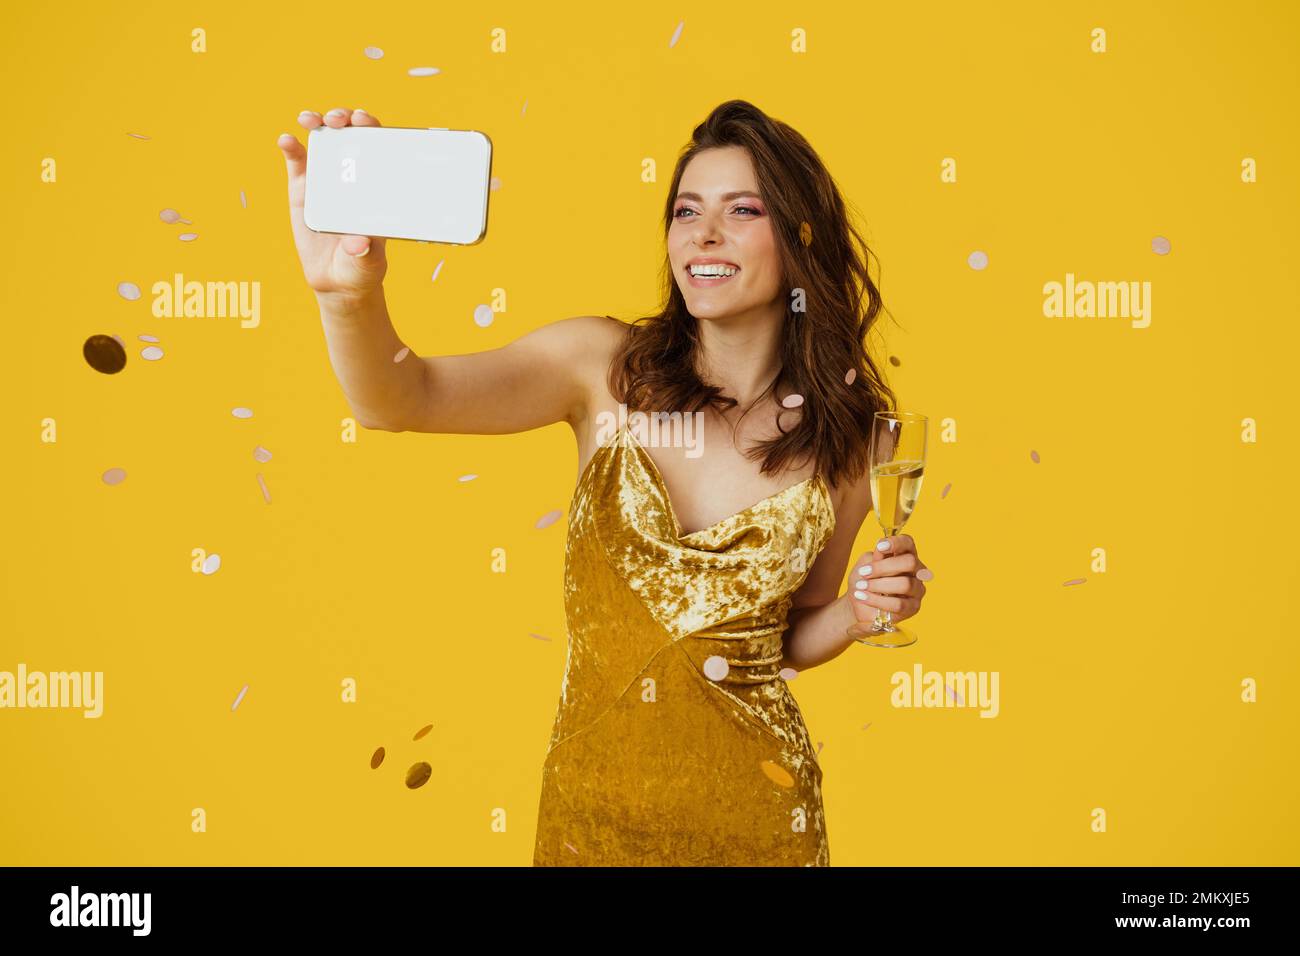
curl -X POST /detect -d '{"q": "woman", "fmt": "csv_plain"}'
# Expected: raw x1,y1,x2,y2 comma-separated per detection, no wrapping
277,99,930,866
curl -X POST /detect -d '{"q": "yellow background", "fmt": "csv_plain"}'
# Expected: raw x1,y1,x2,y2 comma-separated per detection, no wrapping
1,0,1296,865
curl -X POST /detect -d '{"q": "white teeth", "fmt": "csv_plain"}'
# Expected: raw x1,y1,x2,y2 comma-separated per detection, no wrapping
689,264,738,277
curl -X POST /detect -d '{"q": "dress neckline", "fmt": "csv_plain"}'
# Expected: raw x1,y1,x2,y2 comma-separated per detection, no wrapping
580,422,834,540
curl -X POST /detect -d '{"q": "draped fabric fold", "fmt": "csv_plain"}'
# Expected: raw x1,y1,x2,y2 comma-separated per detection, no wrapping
533,423,837,866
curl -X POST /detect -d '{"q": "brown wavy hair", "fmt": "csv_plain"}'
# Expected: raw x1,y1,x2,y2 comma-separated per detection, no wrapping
606,99,898,490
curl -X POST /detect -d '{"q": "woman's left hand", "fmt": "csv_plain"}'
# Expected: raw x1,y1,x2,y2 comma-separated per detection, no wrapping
848,534,932,624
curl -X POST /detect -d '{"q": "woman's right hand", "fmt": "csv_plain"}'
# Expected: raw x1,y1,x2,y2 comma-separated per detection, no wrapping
277,108,388,303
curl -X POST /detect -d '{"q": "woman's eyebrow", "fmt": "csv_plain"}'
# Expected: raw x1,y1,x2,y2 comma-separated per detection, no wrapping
675,190,763,202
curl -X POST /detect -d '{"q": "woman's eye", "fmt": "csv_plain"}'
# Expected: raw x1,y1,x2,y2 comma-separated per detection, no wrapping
673,207,696,219
673,205,760,219
734,205,760,216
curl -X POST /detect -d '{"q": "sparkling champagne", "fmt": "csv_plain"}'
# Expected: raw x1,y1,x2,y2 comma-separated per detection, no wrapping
869,459,925,533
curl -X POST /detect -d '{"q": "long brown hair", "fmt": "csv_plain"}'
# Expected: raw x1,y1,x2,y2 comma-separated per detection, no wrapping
606,99,899,490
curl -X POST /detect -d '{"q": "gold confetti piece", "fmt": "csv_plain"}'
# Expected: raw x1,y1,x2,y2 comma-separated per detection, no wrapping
889,355,901,367
393,346,410,363
405,762,432,789
781,393,804,408
84,334,126,374
844,368,856,385
799,221,812,246
535,509,563,529
231,685,249,711
1063,578,1086,587
413,724,433,741
370,747,385,769
760,759,795,788
564,841,579,854
1151,236,1171,255
940,482,951,499
1030,449,1040,463
861,722,872,731
669,20,684,47
528,632,552,642
102,467,127,485
255,473,272,503
253,445,272,463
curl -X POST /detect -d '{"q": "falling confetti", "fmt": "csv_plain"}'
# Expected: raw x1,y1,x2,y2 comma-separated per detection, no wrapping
940,482,951,499
408,66,440,76
141,346,164,361
1063,578,1086,587
889,355,901,367
457,473,477,482
535,509,562,529
799,221,812,246
159,208,181,224
781,393,804,409
117,281,141,301
703,655,729,681
231,685,249,711
968,250,988,270
759,759,794,788
432,259,445,282
861,722,872,730
844,368,856,385
255,473,271,503
669,20,685,47
178,233,199,242
202,553,221,575
1151,235,1171,255
816,741,823,754
253,445,273,463
393,346,411,363
564,841,579,854
473,304,493,328
917,568,934,581
413,724,433,741
364,46,384,59
1029,449,1040,463
489,176,501,191
944,683,964,705
126,132,151,140
528,632,552,642
778,667,798,682
521,98,528,116
405,762,432,789
110,335,125,347
102,467,127,485
370,747,385,769
232,407,253,419
84,335,126,374
139,334,159,343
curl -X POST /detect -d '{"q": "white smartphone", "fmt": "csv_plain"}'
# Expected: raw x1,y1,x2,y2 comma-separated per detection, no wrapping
303,125,493,244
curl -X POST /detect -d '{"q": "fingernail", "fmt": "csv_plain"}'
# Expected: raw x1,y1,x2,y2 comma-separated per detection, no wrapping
298,110,318,117
876,539,891,551
326,109,346,117
917,568,934,581
853,590,869,601
350,244,370,257
354,108,368,114
857,564,872,577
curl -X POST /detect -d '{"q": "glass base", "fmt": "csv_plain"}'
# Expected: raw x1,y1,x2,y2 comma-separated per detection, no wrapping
846,618,917,648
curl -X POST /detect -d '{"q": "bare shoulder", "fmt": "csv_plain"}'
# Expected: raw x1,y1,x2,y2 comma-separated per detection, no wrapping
563,314,631,421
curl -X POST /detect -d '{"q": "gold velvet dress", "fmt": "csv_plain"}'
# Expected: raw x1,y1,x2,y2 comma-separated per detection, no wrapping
533,422,837,866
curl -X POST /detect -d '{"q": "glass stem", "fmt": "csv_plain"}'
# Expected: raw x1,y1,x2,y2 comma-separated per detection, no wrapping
875,525,898,632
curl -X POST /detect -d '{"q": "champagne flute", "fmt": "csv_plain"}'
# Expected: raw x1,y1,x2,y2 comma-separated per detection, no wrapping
846,411,928,648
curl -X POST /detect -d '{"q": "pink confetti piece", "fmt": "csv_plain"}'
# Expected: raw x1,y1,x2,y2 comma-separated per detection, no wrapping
489,176,501,191
669,20,684,47
126,132,151,140
781,393,804,408
535,509,562,529
778,667,798,682
393,346,411,363
240,190,248,209
564,841,579,854
253,445,273,463
940,481,951,499
528,632,552,642
521,98,528,116
916,568,934,582
408,66,440,76
160,208,181,223
1151,235,1171,255
139,334,160,343
968,250,989,270
232,407,253,419
702,655,729,681
431,259,445,282
364,46,384,59
141,346,164,361
178,232,199,242
256,473,271,503
844,368,856,385
1030,449,1040,463
110,334,125,347
1063,578,1086,587
944,683,964,705
102,467,127,485
457,473,477,482
117,281,141,300
231,684,248,711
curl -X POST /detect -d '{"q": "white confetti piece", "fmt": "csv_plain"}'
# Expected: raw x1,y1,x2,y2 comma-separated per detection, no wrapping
253,445,273,463
231,684,248,711
473,304,494,328
489,176,501,191
535,509,562,529
239,190,248,209
778,667,798,682
431,259,445,282
141,346,164,361
844,368,856,385
364,46,384,59
408,66,440,76
102,467,127,485
232,407,253,419
178,232,199,242
457,473,477,482
160,208,181,224
669,20,685,47
781,393,804,408
1151,235,1171,255
967,250,988,270
202,553,222,574
117,281,141,300
393,346,410,363
138,334,160,343
703,655,729,681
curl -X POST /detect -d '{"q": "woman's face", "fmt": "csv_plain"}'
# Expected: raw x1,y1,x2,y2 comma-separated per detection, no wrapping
669,146,783,321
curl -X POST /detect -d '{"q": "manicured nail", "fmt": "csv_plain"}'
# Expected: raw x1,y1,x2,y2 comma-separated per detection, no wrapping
298,110,318,117
857,564,872,577
350,244,370,257
917,568,934,581
326,108,346,117
853,590,869,601
876,539,891,551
